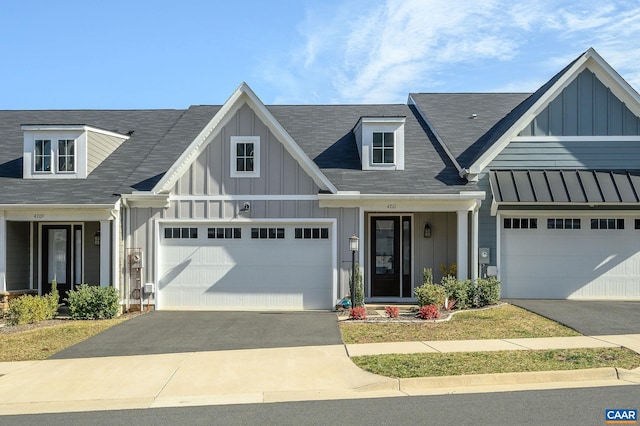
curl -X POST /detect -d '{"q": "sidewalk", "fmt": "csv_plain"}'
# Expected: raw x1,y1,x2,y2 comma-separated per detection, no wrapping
0,335,639,416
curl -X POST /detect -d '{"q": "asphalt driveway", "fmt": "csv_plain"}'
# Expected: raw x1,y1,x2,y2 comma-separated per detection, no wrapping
507,300,640,336
50,311,343,359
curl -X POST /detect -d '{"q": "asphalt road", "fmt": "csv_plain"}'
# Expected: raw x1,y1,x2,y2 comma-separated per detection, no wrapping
3,386,639,426
50,311,342,359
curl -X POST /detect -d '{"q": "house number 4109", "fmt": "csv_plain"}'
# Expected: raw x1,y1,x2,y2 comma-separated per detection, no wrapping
33,214,44,219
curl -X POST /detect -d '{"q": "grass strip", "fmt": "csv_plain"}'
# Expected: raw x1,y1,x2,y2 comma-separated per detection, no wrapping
340,305,580,344
352,347,640,378
0,318,128,362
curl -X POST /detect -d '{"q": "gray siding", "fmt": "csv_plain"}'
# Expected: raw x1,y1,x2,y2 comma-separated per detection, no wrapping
173,103,319,196
520,69,640,137
6,221,30,291
87,131,127,174
476,174,497,265
413,212,457,284
491,140,640,169
83,222,101,285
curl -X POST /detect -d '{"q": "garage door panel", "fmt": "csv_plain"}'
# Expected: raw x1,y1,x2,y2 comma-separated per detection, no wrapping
501,219,640,299
158,223,333,310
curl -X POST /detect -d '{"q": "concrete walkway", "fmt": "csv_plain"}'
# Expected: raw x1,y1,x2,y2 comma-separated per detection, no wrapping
1,334,639,415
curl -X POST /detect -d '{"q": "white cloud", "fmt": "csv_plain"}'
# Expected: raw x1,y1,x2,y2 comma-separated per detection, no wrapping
259,0,640,103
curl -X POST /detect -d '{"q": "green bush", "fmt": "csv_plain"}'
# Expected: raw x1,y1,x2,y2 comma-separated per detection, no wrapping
7,293,58,326
441,275,472,309
414,283,446,308
423,267,433,285
473,277,501,307
349,263,364,307
66,284,119,320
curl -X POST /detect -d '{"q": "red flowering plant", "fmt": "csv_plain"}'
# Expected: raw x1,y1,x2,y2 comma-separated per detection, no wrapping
384,306,400,318
417,304,440,320
349,306,367,320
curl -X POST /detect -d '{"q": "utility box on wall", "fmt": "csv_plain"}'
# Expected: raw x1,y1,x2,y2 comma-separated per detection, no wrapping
479,248,490,264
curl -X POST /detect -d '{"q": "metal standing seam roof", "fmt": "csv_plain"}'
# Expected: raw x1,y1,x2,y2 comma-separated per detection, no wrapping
490,170,640,204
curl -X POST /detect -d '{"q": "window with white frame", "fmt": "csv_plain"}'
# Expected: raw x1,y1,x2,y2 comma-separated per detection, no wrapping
34,139,51,172
372,132,394,164
58,139,75,172
230,136,260,178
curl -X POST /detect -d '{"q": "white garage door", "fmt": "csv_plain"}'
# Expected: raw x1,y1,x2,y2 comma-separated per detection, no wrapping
501,216,640,299
158,223,333,310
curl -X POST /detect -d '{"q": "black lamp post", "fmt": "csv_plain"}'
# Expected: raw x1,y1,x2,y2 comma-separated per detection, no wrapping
349,235,359,308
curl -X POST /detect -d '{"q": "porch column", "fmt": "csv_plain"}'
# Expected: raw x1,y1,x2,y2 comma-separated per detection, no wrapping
471,206,479,282
100,220,111,287
0,212,6,292
456,210,469,280
111,208,120,291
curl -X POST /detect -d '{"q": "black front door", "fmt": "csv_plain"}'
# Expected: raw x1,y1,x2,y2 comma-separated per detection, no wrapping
371,217,401,297
42,225,72,296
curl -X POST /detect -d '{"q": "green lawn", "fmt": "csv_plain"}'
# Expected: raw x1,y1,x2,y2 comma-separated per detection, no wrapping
340,305,580,344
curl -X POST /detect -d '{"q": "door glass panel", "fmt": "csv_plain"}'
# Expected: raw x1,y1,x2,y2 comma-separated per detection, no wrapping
375,220,395,275
75,229,82,285
403,219,410,276
48,229,67,283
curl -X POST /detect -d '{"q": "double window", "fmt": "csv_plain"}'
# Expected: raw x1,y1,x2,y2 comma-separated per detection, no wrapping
372,132,394,164
34,138,75,173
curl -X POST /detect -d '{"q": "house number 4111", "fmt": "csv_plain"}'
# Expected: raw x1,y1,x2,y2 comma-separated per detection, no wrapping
386,204,396,209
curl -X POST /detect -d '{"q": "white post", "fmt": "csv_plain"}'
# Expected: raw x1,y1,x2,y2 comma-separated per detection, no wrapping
111,206,120,291
456,210,469,280
0,212,6,292
471,204,480,282
99,220,110,287
358,207,365,298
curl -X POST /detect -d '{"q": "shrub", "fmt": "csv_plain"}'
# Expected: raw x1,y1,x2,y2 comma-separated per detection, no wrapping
47,279,60,317
349,306,367,320
66,284,119,320
423,267,433,285
414,283,446,308
353,263,364,307
417,304,440,320
7,293,58,326
473,277,501,307
439,263,457,277
441,275,472,309
385,306,399,318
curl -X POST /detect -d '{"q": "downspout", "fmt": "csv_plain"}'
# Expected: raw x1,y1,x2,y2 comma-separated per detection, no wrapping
121,197,131,312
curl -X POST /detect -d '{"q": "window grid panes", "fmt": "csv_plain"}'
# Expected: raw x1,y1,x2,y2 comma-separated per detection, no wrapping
207,227,241,239
34,139,51,172
372,132,394,164
591,218,625,230
294,227,329,239
503,218,538,229
236,142,254,172
547,218,581,230
57,139,75,172
251,227,285,239
164,227,198,239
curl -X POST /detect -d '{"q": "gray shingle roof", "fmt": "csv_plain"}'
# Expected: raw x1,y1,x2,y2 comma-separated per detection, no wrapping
268,104,475,194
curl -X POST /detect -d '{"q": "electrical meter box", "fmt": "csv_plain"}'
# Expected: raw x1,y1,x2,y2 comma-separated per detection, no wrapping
144,283,155,294
479,248,490,264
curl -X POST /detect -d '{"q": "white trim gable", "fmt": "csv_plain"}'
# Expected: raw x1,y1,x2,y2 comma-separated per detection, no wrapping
153,82,338,194
468,48,640,175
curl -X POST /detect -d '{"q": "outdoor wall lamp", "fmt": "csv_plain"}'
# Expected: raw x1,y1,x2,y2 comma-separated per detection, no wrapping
424,223,432,238
94,231,101,246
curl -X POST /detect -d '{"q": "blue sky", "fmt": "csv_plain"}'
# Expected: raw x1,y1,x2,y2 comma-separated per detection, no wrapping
2,0,640,109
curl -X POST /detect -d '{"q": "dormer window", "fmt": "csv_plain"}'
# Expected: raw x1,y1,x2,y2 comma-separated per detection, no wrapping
372,132,394,164
34,139,51,172
22,125,129,180
58,139,75,172
230,136,260,178
354,117,406,170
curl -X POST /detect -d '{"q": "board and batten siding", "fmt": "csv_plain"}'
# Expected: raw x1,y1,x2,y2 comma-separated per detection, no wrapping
519,69,640,137
87,131,127,174
173,103,318,197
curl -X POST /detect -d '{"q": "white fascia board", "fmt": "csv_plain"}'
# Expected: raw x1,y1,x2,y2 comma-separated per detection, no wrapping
169,194,319,201
153,83,337,194
468,52,591,174
408,94,463,174
470,49,640,174
512,136,640,142
496,201,640,208
21,125,129,140
0,203,114,209
240,84,338,193
318,192,485,211
357,116,406,125
319,192,485,201
498,208,640,216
